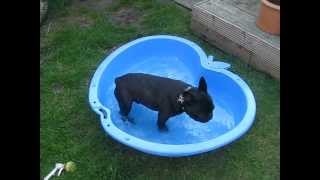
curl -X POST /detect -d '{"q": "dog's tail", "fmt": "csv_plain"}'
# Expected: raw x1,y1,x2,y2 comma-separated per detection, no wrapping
115,76,121,84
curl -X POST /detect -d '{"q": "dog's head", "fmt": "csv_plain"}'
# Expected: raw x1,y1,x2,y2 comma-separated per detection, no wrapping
182,77,214,123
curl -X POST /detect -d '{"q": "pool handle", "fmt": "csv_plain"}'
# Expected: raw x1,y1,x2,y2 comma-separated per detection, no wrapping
207,55,231,70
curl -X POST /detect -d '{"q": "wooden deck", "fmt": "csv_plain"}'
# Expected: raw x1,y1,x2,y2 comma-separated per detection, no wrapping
174,0,280,80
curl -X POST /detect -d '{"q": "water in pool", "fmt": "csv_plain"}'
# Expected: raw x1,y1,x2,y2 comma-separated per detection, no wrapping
103,57,236,145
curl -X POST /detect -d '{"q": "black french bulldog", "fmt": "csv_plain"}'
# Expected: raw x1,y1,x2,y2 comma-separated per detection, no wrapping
114,73,214,131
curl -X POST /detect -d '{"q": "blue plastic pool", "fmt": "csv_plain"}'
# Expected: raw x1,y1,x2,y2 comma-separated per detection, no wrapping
89,35,256,157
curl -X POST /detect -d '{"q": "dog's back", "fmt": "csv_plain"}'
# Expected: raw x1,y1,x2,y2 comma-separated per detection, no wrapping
115,73,188,111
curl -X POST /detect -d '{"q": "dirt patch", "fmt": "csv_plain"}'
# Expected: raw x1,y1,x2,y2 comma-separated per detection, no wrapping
52,84,64,94
72,16,94,28
111,7,141,25
56,0,117,28
75,0,114,11
62,15,94,28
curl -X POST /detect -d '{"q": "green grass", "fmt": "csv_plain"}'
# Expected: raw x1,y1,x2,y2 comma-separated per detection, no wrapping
40,0,280,179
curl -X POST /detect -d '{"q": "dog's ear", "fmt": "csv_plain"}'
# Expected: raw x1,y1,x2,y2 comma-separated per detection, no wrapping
198,76,207,92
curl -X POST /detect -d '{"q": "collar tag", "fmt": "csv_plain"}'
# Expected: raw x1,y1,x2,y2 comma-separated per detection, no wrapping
177,94,184,104
177,86,192,110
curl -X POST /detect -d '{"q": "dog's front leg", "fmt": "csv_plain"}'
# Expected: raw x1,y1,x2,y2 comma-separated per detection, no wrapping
157,111,170,132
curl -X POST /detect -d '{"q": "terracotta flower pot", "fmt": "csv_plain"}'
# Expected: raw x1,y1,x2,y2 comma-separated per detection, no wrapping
256,0,280,35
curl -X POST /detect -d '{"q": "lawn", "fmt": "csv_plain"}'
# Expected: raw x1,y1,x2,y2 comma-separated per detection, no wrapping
40,0,280,179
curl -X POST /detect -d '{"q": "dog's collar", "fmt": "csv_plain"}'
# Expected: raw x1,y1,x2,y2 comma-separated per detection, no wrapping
177,86,192,110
